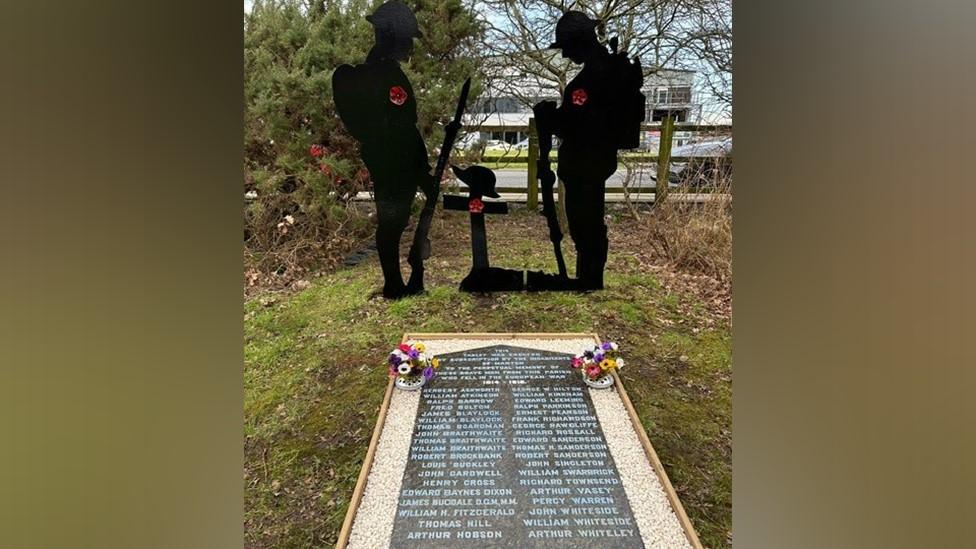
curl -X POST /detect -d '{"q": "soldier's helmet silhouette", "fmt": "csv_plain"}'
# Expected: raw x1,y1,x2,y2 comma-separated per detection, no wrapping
549,11,600,63
451,165,500,199
366,1,422,61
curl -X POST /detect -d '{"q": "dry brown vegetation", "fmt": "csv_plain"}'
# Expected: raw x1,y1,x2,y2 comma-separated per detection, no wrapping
639,160,732,283
646,194,731,281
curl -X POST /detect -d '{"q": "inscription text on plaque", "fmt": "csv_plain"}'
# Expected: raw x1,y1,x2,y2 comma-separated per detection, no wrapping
390,345,643,548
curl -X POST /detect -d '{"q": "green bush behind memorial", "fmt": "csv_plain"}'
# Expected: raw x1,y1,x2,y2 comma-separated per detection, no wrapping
244,0,483,278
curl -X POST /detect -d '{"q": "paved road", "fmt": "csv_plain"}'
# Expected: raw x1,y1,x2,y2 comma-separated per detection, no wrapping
351,189,726,203
349,166,730,203
494,168,662,190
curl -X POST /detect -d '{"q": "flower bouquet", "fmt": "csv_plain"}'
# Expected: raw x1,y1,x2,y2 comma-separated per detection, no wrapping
571,341,623,388
388,341,440,391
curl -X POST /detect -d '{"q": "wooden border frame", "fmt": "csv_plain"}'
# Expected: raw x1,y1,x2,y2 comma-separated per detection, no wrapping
335,332,702,549
333,334,404,549
608,353,705,549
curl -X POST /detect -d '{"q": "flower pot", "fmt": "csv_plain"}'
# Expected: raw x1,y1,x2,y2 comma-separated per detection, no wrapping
584,374,615,389
395,375,426,391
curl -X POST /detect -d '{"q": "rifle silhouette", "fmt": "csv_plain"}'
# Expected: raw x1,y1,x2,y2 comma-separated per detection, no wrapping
406,77,471,292
533,102,568,279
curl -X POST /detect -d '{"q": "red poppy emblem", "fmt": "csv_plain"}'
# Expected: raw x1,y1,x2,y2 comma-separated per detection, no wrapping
389,86,408,106
468,198,484,214
572,88,588,106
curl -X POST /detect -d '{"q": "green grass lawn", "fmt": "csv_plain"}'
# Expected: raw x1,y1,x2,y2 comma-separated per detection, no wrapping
244,209,731,548
478,161,530,170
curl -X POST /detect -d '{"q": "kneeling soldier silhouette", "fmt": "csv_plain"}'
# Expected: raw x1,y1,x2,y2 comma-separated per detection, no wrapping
443,165,525,293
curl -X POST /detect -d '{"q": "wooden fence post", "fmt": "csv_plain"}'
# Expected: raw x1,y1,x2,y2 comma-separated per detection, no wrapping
527,117,539,210
656,114,675,203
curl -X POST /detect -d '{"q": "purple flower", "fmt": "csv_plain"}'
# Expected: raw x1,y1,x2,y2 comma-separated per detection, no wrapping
389,354,401,366
423,366,435,380
409,349,420,360
601,341,613,351
594,353,604,363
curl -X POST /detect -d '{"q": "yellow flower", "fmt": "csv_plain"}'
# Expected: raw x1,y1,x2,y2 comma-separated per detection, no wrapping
431,358,440,369
415,342,426,352
600,359,612,370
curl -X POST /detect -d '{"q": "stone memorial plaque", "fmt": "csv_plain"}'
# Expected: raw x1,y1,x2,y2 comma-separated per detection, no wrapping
390,345,644,547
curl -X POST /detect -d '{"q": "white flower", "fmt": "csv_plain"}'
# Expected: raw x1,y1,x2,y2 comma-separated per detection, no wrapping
610,342,619,351
397,363,411,375
616,358,625,369
418,352,427,362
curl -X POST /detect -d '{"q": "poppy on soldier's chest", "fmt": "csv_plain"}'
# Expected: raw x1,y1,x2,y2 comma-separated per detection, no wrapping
389,85,408,106
571,88,588,106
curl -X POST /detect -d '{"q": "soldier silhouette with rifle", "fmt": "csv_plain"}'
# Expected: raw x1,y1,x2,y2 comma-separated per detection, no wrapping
332,1,453,299
529,11,645,291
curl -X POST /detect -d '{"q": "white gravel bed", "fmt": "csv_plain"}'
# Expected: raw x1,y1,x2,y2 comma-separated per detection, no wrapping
346,389,420,549
345,337,692,549
590,387,693,549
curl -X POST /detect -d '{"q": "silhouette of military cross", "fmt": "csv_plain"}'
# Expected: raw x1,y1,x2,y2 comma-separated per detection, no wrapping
443,193,506,269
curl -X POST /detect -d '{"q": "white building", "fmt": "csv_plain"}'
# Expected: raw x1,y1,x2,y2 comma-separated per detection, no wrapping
463,61,702,150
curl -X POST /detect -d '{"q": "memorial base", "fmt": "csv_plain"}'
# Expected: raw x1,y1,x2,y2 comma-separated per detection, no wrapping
584,374,616,388
337,333,702,549
526,271,578,292
394,376,426,391
459,267,525,293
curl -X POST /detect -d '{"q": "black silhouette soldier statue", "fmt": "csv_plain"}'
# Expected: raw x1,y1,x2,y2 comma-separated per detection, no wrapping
528,11,645,291
443,165,525,293
332,2,438,299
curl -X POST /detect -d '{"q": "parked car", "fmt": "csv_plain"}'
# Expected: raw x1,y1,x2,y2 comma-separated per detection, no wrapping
669,136,732,158
456,132,485,150
512,136,561,151
667,136,732,189
485,139,511,148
